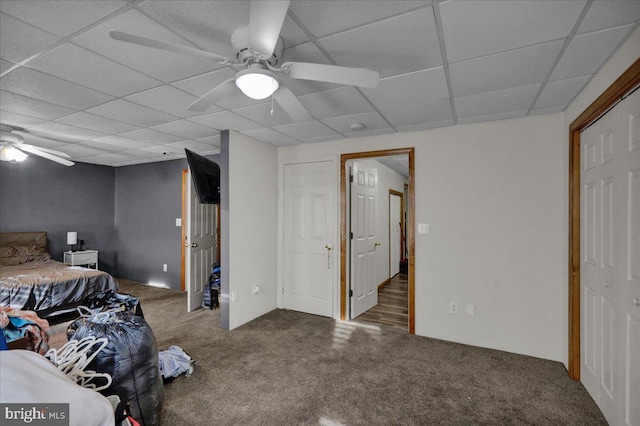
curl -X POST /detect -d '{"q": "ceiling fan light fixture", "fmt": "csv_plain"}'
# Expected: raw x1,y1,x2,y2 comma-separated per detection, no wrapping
0,146,28,162
235,68,279,100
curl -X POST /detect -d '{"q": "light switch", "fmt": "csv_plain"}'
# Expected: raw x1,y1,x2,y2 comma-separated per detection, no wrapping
175,218,182,227
418,223,430,234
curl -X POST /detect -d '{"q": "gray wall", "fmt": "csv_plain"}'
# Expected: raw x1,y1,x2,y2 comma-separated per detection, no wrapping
114,155,221,290
0,156,116,272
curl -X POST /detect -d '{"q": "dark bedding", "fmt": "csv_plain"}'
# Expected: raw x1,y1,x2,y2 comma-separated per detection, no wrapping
0,232,118,318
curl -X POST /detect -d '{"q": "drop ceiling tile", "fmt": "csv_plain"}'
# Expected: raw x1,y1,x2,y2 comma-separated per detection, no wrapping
280,43,342,96
273,120,339,140
79,139,128,153
240,128,301,146
577,0,640,35
171,67,237,96
29,122,108,141
440,0,586,62
289,1,428,38
299,86,373,120
15,133,67,149
72,9,221,83
125,85,212,118
150,119,218,140
304,134,345,144
458,110,527,125
120,128,184,144
166,139,217,153
195,135,221,147
454,84,540,119
92,135,155,149
28,43,161,97
0,1,127,37
381,98,453,128
138,145,185,157
396,120,454,133
345,128,395,139
1,58,15,74
0,91,77,120
550,24,635,81
54,143,108,157
449,39,565,97
317,8,441,78
530,105,566,116
362,67,449,110
188,110,263,131
138,0,250,61
1,67,113,109
74,152,131,166
233,102,297,127
322,111,390,134
535,75,592,109
0,110,46,127
86,99,176,127
55,112,140,134
0,13,60,63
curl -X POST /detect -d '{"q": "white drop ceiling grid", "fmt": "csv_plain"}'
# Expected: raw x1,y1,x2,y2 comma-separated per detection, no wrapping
0,0,638,167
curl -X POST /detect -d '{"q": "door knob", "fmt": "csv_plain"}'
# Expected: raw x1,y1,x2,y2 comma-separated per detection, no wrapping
191,243,198,248
325,245,332,250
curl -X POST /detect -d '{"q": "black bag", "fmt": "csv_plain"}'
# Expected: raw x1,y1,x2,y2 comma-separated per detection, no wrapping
67,311,163,426
83,290,144,317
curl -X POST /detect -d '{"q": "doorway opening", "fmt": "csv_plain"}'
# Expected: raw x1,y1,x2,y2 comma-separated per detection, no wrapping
340,148,415,334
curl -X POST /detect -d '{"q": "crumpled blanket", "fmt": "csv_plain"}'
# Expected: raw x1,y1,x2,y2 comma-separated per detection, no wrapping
0,307,50,354
158,345,194,383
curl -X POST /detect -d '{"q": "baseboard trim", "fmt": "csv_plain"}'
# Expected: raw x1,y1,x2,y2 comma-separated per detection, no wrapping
378,278,391,290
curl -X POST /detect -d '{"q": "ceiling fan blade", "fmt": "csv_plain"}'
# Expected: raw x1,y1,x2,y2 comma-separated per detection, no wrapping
17,145,74,166
249,0,290,58
21,143,71,158
187,79,238,111
109,30,230,62
273,85,312,123
283,62,380,88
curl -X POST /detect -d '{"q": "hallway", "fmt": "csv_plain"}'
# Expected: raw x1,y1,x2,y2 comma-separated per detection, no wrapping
356,273,408,330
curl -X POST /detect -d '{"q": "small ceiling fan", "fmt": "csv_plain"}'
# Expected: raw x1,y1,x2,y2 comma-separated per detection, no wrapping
109,0,379,122
0,125,74,166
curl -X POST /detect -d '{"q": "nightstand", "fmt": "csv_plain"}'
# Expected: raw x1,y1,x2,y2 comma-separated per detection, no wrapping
63,250,99,269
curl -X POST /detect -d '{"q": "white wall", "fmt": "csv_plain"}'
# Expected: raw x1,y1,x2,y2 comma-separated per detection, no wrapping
355,159,407,286
279,113,567,362
227,131,278,329
561,26,640,368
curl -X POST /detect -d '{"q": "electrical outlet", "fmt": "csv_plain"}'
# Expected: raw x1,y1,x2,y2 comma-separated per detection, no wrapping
252,285,260,295
163,264,167,272
449,302,458,314
418,223,430,234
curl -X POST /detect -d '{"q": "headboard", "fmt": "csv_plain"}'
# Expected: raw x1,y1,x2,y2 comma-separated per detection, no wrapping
0,232,48,248
0,232,50,266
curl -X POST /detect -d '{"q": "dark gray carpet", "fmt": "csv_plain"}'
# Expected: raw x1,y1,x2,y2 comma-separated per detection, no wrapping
114,279,605,426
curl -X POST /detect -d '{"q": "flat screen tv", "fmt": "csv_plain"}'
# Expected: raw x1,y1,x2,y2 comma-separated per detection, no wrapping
185,149,220,204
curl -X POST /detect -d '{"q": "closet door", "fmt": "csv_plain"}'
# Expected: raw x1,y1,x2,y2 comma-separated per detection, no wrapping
619,88,640,426
580,101,621,425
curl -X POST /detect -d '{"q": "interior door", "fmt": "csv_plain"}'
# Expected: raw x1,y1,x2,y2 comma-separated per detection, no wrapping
619,87,640,426
350,161,378,318
283,161,334,317
389,192,402,277
581,96,621,425
186,171,217,312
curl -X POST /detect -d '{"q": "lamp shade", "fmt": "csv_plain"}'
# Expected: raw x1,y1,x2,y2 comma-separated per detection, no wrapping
235,68,279,100
67,232,77,245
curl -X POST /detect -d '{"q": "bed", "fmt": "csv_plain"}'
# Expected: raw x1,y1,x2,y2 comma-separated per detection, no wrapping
0,232,118,319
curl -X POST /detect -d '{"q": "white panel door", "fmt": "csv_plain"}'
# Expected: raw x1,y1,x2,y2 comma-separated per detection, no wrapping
389,193,401,277
619,88,640,426
283,161,334,317
186,172,217,312
350,161,378,318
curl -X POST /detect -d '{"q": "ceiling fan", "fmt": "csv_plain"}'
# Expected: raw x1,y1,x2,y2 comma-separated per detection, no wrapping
0,125,74,166
109,0,379,122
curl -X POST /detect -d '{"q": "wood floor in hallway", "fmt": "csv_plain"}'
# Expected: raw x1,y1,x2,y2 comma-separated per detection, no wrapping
356,273,408,330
